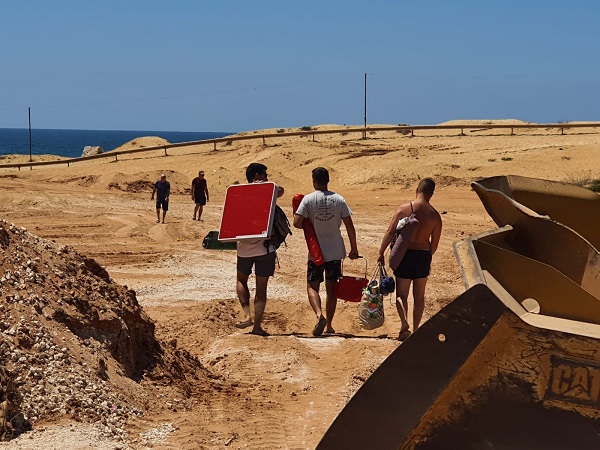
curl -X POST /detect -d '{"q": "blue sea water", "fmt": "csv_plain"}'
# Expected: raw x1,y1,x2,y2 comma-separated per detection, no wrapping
0,128,233,158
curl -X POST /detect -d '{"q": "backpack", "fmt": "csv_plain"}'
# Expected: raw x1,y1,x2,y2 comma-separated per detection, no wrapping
202,230,237,250
264,205,292,252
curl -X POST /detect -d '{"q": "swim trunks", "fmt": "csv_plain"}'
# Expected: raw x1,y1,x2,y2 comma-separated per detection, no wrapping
237,252,276,277
307,260,342,283
393,250,431,279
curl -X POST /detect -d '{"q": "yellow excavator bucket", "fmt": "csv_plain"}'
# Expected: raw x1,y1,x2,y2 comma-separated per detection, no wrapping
318,175,600,450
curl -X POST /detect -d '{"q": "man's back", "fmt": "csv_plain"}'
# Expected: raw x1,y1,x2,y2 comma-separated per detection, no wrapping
296,190,350,262
192,177,207,196
404,200,441,251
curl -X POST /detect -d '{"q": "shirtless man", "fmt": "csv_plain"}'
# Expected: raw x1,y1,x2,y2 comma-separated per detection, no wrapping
377,178,442,341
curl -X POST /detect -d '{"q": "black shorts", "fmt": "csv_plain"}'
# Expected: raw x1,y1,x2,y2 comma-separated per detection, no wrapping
195,197,207,206
156,198,169,211
237,252,276,277
393,250,432,280
307,260,342,283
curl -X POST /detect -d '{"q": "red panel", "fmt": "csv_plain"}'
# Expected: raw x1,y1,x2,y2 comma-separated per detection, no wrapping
292,193,324,265
218,182,278,241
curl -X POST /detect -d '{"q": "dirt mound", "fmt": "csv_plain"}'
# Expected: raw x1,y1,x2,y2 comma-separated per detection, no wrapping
107,170,190,195
0,219,206,442
437,119,532,126
108,179,155,193
110,136,170,152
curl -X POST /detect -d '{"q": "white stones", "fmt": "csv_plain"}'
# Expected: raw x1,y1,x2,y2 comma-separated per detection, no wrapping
81,146,103,157
0,220,160,443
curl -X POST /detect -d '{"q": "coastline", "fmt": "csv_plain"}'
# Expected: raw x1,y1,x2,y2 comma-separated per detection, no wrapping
0,128,233,159
0,121,598,449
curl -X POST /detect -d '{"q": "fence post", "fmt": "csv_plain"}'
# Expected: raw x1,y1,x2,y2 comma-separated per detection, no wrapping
164,147,168,156
511,128,514,136
263,136,266,145
214,142,217,151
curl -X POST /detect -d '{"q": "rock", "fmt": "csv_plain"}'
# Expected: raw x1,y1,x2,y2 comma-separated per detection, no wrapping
81,146,103,157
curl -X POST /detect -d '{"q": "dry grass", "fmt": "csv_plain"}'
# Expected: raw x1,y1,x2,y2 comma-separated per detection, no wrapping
565,171,600,192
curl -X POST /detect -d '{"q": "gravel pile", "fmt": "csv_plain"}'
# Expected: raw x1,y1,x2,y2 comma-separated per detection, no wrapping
0,219,205,443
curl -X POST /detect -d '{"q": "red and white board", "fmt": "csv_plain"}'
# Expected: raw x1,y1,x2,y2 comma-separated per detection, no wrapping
218,182,279,242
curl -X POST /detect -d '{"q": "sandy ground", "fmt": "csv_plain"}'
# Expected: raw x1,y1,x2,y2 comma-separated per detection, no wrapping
0,121,599,449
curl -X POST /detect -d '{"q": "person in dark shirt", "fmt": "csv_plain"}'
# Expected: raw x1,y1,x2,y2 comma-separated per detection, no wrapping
151,173,171,223
191,170,209,221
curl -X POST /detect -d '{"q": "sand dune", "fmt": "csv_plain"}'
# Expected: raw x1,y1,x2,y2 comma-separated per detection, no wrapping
0,122,598,448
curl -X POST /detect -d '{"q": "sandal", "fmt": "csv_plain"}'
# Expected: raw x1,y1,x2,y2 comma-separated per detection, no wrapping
249,328,269,337
398,330,412,342
312,316,327,336
234,319,253,329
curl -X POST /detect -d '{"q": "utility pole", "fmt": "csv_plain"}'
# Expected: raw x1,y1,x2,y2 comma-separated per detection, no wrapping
363,73,367,139
28,107,32,162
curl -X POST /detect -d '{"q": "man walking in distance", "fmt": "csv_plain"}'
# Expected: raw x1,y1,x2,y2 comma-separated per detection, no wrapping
191,170,209,221
293,167,359,336
151,173,170,224
377,178,442,341
234,163,284,337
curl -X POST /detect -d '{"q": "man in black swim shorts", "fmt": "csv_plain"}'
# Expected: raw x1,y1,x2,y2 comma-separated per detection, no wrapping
377,178,442,341
394,250,432,280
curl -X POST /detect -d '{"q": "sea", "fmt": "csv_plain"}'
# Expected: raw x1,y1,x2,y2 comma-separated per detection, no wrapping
0,128,234,159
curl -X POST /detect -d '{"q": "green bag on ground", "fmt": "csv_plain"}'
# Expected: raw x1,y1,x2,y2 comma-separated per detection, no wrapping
202,231,237,250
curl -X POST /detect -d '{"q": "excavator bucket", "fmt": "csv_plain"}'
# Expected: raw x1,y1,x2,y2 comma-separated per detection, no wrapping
318,176,600,450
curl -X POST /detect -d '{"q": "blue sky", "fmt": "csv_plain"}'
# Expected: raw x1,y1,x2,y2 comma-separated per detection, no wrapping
1,1,599,132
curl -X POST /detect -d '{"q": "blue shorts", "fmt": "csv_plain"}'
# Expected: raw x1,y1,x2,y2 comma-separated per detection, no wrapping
195,197,207,206
237,252,276,277
393,250,431,279
307,260,342,283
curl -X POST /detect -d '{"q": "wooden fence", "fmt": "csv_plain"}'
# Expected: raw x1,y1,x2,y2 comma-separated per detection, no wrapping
2,122,599,171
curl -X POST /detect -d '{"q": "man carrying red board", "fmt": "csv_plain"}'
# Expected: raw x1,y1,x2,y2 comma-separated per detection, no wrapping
293,167,359,336
233,163,284,337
